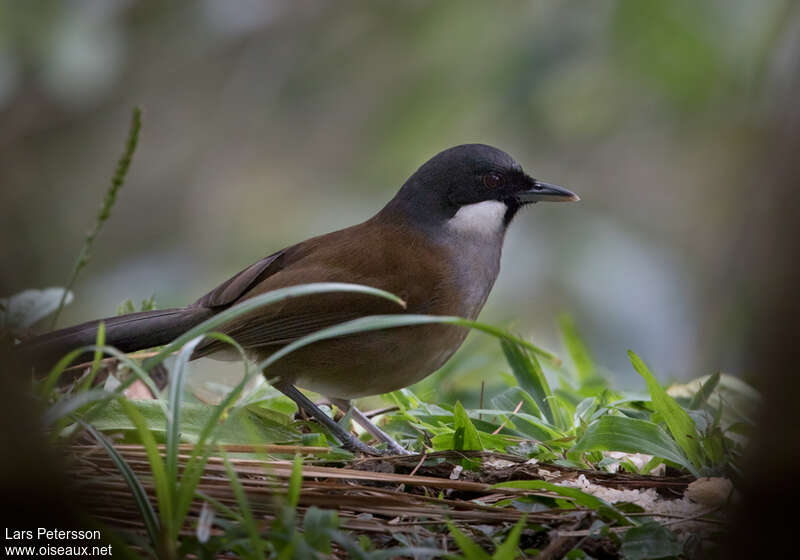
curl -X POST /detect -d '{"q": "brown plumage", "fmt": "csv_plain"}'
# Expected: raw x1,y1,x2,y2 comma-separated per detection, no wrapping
17,144,578,453
192,209,502,398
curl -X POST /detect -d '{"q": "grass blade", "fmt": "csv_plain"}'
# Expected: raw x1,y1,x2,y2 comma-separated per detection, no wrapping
258,314,558,372
44,387,115,426
221,451,264,558
143,282,405,370
43,344,167,426
689,372,721,410
81,421,160,547
288,453,303,509
79,321,106,392
166,335,204,516
119,398,174,544
628,350,705,469
175,335,256,524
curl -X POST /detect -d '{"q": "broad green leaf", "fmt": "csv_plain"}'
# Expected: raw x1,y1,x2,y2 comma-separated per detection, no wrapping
500,340,559,427
573,397,598,429
452,401,483,451
88,399,299,444
491,480,630,525
628,351,705,469
431,430,513,452
473,409,563,442
490,387,564,440
620,522,682,560
572,415,699,476
491,386,543,418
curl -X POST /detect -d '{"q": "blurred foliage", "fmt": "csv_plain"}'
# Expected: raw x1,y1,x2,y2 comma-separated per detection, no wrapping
1,0,798,389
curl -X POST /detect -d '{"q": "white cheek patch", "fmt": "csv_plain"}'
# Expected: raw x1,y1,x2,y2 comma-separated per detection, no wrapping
447,200,507,236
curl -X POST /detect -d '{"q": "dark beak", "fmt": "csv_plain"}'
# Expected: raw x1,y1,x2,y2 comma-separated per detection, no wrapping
518,179,580,203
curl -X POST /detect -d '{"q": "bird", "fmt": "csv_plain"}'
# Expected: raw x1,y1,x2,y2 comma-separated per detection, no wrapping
18,144,578,455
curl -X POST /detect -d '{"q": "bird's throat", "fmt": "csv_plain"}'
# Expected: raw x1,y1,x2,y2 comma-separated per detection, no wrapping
446,200,508,237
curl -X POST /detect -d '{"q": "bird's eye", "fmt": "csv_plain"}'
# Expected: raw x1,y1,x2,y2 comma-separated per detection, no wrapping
483,172,504,189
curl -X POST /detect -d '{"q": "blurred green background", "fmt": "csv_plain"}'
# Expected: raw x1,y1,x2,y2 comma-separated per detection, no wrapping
1,1,798,396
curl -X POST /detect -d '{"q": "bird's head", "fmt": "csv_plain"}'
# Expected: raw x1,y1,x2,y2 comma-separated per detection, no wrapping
382,144,579,232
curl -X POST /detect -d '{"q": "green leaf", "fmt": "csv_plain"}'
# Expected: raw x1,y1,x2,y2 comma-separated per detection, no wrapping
447,521,492,560
620,522,682,560
573,397,598,429
82,421,160,548
119,398,174,542
628,351,705,469
701,429,727,466
688,371,720,410
44,387,115,426
500,340,560,427
572,414,698,476
492,515,526,560
288,454,303,509
489,388,564,440
41,345,163,422
166,336,202,510
452,401,484,451
88,399,299,444
80,321,106,392
258,314,559,373
143,283,406,370
301,507,337,554
431,429,512,453
176,333,253,524
491,480,630,525
221,452,264,558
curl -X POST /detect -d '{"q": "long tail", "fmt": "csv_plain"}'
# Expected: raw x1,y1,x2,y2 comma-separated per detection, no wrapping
16,307,215,372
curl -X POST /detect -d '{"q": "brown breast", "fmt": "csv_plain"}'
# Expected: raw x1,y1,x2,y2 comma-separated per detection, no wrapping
208,217,502,398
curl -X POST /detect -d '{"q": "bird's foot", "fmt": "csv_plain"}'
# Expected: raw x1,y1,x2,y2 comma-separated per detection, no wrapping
275,383,406,456
331,398,412,456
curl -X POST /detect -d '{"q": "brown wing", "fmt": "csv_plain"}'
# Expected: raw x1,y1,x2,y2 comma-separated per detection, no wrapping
191,219,454,359
193,249,287,309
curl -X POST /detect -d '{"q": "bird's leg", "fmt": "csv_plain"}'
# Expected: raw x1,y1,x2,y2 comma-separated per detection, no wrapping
331,398,411,456
273,382,384,456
